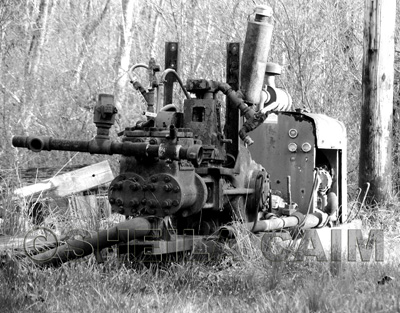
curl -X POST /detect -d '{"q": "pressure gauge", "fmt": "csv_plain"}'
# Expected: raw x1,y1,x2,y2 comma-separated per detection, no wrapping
288,142,297,152
288,129,298,138
302,142,312,153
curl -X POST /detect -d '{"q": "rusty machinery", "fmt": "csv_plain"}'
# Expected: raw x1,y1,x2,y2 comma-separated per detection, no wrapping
12,5,346,265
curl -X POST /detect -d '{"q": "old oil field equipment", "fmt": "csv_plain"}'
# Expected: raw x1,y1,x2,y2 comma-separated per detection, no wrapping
12,5,347,265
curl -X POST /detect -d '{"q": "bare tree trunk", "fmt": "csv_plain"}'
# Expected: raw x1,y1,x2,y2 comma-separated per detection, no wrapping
114,0,135,112
23,0,50,131
26,0,50,78
149,0,164,59
193,2,211,74
359,0,396,203
74,0,111,85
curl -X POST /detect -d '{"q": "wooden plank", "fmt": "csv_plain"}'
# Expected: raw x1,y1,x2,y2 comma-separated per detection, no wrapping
14,161,114,198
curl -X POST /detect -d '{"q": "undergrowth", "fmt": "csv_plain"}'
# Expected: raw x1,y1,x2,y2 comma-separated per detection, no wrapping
1,173,400,312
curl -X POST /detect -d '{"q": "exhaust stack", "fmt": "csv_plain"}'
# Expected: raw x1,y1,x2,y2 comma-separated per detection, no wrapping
240,5,274,105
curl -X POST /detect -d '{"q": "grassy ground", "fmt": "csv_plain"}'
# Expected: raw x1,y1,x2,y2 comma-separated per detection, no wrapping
1,194,400,313
1,248,399,313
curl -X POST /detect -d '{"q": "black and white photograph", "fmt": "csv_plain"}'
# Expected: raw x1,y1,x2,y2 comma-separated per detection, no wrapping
0,0,399,312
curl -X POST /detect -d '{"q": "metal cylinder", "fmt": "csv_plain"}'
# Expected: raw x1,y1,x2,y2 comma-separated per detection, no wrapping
240,5,274,105
30,217,153,265
261,86,292,112
12,135,203,164
219,212,325,238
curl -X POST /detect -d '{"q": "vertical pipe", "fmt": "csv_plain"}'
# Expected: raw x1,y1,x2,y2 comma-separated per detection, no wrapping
240,5,274,105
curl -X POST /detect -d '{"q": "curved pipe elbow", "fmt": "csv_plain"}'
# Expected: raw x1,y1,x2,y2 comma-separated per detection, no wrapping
238,111,268,146
215,82,232,94
160,69,191,99
238,129,254,146
129,63,149,72
215,82,255,119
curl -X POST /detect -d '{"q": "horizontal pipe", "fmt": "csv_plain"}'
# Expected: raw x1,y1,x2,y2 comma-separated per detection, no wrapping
223,188,255,195
12,136,203,164
219,212,327,238
31,217,153,265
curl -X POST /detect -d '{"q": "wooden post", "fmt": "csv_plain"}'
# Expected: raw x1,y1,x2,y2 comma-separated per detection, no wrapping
359,0,396,203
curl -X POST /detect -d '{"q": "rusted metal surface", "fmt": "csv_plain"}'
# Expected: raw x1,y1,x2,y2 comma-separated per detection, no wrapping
249,111,347,220
249,113,315,214
240,6,274,104
302,113,346,149
164,42,179,105
225,42,240,160
9,3,349,264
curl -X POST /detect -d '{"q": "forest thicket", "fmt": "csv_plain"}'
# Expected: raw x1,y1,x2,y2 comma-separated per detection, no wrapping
1,0,399,193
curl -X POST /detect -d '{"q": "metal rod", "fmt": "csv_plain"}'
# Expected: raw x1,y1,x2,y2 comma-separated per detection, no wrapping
223,188,255,195
287,176,292,203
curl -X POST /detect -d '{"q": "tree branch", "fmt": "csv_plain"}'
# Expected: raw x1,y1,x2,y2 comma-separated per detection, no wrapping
0,82,22,104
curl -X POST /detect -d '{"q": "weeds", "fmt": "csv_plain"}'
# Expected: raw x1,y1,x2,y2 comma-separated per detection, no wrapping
1,167,400,312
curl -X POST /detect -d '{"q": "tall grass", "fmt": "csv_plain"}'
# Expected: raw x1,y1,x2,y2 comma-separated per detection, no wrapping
1,168,400,312
1,245,400,313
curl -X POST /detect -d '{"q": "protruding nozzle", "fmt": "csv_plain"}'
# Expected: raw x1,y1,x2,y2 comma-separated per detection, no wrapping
254,4,273,21
28,137,47,152
180,145,203,167
264,62,282,88
12,136,51,152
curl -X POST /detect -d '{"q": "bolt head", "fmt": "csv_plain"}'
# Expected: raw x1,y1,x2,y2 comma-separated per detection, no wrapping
162,200,172,208
129,183,140,191
146,208,155,214
129,199,139,207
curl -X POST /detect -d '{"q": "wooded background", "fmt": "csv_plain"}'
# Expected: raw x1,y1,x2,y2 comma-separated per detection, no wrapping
0,0,399,194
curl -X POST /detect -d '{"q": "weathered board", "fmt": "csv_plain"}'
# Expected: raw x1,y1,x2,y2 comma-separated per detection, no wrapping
14,161,114,198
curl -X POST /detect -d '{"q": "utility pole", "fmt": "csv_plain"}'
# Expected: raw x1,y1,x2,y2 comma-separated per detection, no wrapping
359,0,396,203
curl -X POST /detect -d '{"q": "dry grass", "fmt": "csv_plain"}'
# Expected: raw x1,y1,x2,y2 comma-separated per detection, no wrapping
1,249,400,313
1,177,400,313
